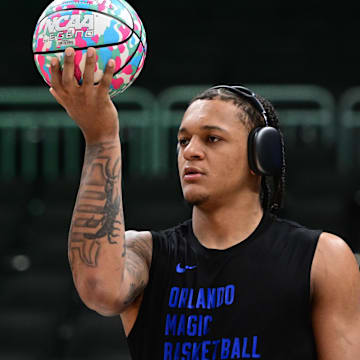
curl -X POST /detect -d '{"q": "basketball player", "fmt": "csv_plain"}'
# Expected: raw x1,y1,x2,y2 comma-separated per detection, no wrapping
50,47,360,359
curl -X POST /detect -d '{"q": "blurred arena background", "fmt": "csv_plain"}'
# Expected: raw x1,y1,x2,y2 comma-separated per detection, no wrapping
1,1,360,359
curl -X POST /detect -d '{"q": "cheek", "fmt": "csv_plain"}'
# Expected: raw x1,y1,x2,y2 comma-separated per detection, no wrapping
220,145,249,173
212,150,250,187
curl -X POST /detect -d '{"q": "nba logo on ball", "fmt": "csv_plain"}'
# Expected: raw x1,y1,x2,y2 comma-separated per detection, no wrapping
32,0,147,97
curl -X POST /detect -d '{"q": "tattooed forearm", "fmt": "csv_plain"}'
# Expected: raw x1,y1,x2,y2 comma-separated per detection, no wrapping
68,141,123,268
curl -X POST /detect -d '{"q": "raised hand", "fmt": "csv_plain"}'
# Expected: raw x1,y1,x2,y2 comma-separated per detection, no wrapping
49,47,119,144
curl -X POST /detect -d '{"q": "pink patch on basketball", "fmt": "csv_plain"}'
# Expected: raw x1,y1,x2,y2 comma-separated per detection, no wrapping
115,56,122,70
74,51,83,82
123,64,133,75
119,26,131,40
75,32,87,47
112,77,124,89
92,35,100,44
38,55,51,85
60,19,70,28
98,0,106,12
36,38,45,52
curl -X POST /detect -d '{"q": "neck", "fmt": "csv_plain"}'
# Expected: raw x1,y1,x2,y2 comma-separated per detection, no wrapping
192,190,264,250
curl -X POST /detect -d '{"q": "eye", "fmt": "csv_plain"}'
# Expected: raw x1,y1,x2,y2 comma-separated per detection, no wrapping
178,138,190,147
208,136,220,143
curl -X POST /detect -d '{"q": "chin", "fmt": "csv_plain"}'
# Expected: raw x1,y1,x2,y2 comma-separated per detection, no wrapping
183,189,210,207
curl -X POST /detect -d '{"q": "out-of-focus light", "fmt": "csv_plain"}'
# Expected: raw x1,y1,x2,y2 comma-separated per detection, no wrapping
11,255,31,272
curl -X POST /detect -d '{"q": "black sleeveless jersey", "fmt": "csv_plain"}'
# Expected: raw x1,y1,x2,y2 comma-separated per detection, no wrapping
127,213,321,359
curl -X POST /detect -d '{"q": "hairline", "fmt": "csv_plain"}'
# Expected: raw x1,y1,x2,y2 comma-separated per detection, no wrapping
189,93,263,132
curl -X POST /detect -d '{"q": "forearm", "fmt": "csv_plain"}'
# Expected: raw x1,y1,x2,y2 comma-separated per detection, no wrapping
68,137,125,312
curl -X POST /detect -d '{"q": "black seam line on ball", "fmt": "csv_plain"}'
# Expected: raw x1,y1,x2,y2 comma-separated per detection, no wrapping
113,39,141,76
87,38,142,85
37,7,142,43
33,37,133,55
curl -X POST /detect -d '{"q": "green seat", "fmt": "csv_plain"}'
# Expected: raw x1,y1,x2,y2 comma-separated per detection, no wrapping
0,86,157,181
337,87,360,174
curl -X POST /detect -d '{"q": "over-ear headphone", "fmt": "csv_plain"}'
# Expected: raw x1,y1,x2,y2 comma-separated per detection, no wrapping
209,85,283,177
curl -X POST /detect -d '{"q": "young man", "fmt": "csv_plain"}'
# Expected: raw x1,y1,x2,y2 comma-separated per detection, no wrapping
50,48,360,359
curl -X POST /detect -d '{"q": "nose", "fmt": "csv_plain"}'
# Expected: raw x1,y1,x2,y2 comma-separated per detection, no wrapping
182,137,205,161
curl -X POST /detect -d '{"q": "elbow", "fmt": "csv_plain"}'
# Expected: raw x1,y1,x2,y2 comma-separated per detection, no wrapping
75,275,125,316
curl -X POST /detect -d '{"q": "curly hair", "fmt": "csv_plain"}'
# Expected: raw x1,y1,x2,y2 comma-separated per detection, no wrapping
189,87,286,213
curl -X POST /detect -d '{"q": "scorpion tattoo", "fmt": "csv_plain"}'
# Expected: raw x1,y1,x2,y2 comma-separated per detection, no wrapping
71,157,122,267
84,157,122,244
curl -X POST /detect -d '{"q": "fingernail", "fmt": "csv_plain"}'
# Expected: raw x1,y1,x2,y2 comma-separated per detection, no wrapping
51,58,57,66
65,47,73,57
108,59,115,68
87,48,95,58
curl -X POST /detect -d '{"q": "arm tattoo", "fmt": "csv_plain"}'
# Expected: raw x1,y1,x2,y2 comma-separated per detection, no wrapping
69,142,123,268
122,233,152,305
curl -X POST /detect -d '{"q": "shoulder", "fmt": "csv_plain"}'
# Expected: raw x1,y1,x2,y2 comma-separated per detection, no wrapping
311,232,360,300
150,219,192,242
125,230,153,268
125,230,152,242
270,215,322,246
273,215,318,233
313,232,357,272
124,220,192,262
311,233,360,356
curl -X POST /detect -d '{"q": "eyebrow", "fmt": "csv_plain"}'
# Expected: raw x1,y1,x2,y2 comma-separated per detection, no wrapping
178,125,229,135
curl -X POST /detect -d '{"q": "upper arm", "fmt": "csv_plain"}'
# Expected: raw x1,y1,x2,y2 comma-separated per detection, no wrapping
311,232,360,359
120,230,153,310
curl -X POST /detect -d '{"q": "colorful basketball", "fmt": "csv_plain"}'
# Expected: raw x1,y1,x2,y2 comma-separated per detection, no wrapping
32,0,147,97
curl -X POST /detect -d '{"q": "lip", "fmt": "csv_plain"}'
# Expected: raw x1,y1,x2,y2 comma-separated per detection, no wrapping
183,167,205,181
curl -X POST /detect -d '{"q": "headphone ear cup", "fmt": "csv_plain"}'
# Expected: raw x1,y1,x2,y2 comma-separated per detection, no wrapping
248,127,283,176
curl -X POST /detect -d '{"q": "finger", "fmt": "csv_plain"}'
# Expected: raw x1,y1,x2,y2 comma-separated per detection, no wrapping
62,47,76,88
49,87,65,108
98,59,115,93
50,57,64,94
82,47,97,87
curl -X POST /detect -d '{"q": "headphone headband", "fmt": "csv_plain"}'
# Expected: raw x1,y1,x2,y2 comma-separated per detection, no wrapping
209,85,269,126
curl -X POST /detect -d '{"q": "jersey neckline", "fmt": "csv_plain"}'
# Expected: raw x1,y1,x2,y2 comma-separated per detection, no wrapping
188,211,274,256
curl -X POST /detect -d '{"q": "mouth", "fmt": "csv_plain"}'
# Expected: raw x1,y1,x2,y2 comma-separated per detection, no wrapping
183,167,204,181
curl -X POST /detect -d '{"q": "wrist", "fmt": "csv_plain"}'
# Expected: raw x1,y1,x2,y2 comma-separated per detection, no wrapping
84,132,120,146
